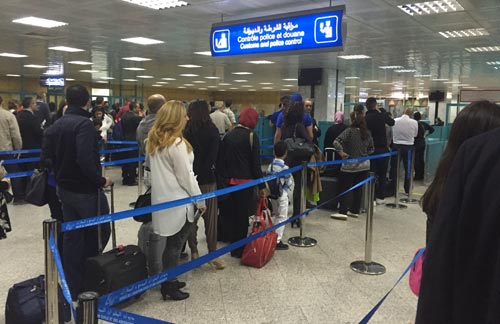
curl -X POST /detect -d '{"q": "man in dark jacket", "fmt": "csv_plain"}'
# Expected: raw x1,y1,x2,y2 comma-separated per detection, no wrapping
120,102,143,185
12,97,44,203
34,92,51,129
364,97,394,204
43,85,112,300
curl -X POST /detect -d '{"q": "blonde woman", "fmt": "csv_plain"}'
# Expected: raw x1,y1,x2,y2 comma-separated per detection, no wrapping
146,100,206,301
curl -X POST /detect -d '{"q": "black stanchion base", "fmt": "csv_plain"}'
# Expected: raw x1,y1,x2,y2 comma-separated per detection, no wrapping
288,236,317,247
350,261,386,275
400,198,419,204
385,202,408,209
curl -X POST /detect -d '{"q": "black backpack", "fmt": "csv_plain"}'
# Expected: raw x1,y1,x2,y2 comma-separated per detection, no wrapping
267,163,283,200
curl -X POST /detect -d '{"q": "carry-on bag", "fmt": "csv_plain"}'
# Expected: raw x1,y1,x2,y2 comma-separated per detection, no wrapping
409,248,426,296
83,185,148,297
241,198,277,268
5,275,71,324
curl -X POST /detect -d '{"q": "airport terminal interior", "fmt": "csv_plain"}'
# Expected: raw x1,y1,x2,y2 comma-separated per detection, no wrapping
1,0,500,323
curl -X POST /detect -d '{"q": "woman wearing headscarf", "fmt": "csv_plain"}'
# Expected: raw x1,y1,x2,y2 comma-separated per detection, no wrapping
147,100,206,301
218,107,266,258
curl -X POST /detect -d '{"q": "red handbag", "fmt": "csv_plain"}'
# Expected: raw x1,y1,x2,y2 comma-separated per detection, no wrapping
241,198,278,268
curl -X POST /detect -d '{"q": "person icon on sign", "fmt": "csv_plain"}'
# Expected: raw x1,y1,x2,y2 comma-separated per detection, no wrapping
216,32,228,49
319,20,333,38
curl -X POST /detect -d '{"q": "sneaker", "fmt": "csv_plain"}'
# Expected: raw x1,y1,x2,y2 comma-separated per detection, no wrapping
276,241,289,250
347,211,360,218
330,213,348,220
375,198,386,205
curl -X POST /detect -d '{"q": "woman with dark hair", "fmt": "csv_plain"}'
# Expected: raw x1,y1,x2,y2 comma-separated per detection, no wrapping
183,100,225,269
330,106,374,220
416,101,500,323
279,101,312,224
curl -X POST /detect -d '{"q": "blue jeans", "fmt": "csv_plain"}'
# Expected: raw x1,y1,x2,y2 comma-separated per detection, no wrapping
57,186,111,300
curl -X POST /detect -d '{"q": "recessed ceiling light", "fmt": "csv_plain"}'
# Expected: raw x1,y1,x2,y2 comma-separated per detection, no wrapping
156,81,168,84
152,84,163,87
232,72,253,75
137,75,154,78
24,64,48,68
398,1,464,16
122,57,152,61
161,78,176,81
345,86,357,88
381,82,394,85
79,69,99,73
465,46,500,52
198,87,208,90
457,84,470,87
432,78,449,81
204,76,220,79
184,83,194,86
345,77,360,79
178,86,186,89
96,81,108,84
100,77,115,80
180,74,198,77
280,89,290,91
338,55,371,60
260,82,273,85
241,85,252,88
364,80,380,83
486,61,500,65
0,52,28,58
194,51,212,56
123,67,145,71
65,78,75,81
121,37,164,45
439,28,489,39
414,74,432,78
121,0,188,10
262,87,274,89
394,69,417,73
6,74,20,77
178,64,202,68
219,89,227,92
68,61,93,65
49,46,84,52
248,89,256,91
192,80,206,83
283,84,295,87
282,78,297,81
13,16,67,28
123,79,137,81
462,86,478,89
207,86,217,88
229,87,238,90
219,83,231,86
247,60,274,64
379,66,404,69
234,80,248,83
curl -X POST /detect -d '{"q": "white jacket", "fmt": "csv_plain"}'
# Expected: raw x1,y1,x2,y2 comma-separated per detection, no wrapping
99,114,113,141
149,138,205,236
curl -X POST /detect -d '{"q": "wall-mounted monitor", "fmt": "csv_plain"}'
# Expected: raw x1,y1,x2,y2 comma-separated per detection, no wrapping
40,76,65,88
298,68,322,86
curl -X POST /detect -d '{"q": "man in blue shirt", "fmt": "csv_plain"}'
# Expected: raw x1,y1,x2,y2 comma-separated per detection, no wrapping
273,93,313,143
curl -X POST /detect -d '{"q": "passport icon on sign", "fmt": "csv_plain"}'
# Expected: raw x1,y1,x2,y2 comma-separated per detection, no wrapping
314,16,338,44
213,29,230,52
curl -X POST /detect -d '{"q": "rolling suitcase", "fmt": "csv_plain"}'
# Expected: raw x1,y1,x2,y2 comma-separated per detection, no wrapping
83,186,148,297
318,148,340,211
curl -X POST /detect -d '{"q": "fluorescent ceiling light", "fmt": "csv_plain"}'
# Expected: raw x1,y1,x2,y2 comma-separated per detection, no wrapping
381,82,394,85
283,84,294,87
198,88,208,90
439,28,489,38
280,89,290,91
24,64,48,68
262,87,274,89
394,69,417,73
49,46,84,52
100,77,115,80
457,84,470,87
194,51,212,56
247,60,274,64
96,81,108,84
345,86,357,88
338,55,371,60
207,86,217,88
415,74,432,77
204,76,220,79
486,61,500,65
443,81,460,84
345,77,359,79
178,86,186,89
364,80,379,83
13,16,67,28
65,78,75,81
122,57,152,61
178,64,201,68
219,89,227,92
180,74,198,77
184,84,194,86
219,83,231,86
121,37,164,45
193,80,206,83
432,78,449,81
121,0,188,10
161,78,176,81
379,66,404,69
462,86,478,88
79,70,99,73
465,46,500,52
0,52,28,58
229,88,238,90
152,84,163,87
234,80,248,83
123,67,145,71
123,79,137,81
241,85,252,88
282,78,297,81
232,72,253,75
156,81,168,84
137,75,154,78
260,82,273,85
6,74,20,77
68,61,93,65
398,1,464,16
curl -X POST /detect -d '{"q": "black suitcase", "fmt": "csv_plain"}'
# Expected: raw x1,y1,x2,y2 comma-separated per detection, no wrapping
318,148,340,211
83,186,147,297
5,275,71,324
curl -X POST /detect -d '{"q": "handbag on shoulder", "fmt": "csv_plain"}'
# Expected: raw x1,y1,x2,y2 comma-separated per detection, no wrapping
133,187,152,223
284,124,315,161
25,169,48,206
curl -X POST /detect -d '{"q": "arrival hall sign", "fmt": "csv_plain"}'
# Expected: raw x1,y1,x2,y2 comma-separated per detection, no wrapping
210,6,345,57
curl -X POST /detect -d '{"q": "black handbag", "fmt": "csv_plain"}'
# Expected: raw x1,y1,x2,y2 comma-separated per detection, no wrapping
25,169,48,206
284,124,315,161
133,187,152,223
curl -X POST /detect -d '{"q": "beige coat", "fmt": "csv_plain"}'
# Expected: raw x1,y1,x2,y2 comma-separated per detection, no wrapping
0,108,22,151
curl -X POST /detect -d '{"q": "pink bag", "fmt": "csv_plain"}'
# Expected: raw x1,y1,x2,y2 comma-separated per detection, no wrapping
409,248,425,296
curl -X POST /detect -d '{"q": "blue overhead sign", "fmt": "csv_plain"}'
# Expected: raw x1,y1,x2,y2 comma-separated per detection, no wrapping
210,6,345,56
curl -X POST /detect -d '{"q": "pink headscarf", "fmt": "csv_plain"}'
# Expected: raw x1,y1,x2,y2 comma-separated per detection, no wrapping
335,111,344,124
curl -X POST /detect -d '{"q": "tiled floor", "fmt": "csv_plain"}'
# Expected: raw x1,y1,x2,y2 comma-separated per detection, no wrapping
0,167,428,324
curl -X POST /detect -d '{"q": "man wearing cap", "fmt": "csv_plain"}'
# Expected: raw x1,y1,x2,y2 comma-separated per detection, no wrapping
210,101,232,137
273,93,313,143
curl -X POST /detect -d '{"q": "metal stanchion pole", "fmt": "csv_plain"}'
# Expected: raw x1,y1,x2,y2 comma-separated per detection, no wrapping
350,173,386,275
386,150,407,209
77,292,99,324
288,161,317,247
43,219,60,324
400,147,418,204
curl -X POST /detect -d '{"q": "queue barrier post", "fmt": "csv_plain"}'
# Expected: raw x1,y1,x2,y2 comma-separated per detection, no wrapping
400,147,418,204
350,172,386,275
43,219,60,324
288,161,317,247
385,150,408,210
77,292,99,324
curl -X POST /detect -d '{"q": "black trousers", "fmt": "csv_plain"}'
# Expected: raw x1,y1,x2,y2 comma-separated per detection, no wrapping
370,147,390,200
390,144,414,194
414,140,426,180
338,170,368,214
120,150,137,184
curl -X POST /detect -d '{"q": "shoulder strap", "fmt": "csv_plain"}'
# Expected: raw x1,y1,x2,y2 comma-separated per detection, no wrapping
249,131,254,150
293,123,298,138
